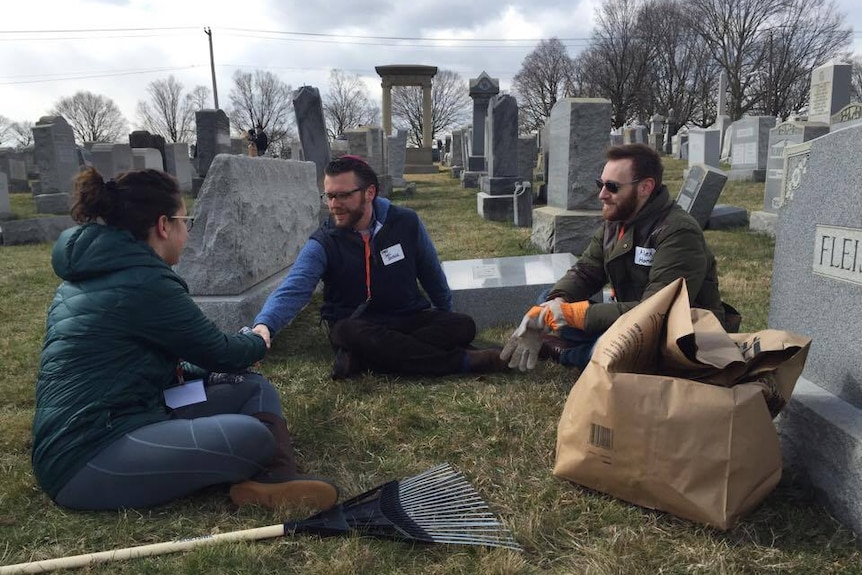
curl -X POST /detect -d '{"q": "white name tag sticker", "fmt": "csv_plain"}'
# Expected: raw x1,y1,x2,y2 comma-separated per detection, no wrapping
634,246,656,266
163,379,207,409
380,243,406,265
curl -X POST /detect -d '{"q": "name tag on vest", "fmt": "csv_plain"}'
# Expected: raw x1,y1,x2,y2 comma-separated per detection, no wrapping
634,246,655,266
380,243,405,265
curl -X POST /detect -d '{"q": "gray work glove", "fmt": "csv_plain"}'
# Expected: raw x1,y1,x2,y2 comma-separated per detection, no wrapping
500,315,544,372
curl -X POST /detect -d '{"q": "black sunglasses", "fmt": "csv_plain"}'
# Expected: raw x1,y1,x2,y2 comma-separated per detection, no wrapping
595,179,641,194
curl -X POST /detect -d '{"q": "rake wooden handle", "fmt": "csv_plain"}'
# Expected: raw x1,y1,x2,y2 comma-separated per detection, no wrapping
0,524,285,574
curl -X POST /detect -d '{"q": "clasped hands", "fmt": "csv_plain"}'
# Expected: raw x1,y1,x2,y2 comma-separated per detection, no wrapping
500,298,589,371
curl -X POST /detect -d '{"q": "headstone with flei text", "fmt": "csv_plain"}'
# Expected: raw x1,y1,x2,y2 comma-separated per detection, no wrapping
768,122,862,537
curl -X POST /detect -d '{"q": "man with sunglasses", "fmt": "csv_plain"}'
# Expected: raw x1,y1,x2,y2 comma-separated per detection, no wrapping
253,155,507,379
502,143,726,371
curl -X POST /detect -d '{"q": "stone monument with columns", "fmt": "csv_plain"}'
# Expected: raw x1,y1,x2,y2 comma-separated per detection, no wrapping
375,65,438,174
461,71,500,188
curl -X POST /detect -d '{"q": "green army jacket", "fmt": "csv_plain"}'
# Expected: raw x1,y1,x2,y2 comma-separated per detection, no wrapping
547,185,725,334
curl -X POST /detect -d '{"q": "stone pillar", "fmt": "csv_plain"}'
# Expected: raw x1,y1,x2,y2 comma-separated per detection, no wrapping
375,65,438,174
381,82,393,136
422,82,433,148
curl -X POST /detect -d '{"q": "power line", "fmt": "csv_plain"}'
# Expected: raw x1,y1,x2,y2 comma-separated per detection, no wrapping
0,65,199,86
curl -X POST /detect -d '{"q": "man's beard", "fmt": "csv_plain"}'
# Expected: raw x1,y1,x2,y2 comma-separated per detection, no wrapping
332,195,368,229
602,191,639,222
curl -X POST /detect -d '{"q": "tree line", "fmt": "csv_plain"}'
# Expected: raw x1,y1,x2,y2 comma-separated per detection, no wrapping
0,68,471,155
513,0,859,134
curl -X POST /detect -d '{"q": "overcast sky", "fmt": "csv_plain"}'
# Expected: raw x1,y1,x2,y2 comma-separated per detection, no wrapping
1,0,860,133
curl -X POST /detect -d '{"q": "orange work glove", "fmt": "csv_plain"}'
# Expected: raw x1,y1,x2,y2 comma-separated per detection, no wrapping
526,299,590,331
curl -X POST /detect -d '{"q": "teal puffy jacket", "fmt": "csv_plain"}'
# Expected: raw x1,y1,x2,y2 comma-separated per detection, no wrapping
32,223,266,500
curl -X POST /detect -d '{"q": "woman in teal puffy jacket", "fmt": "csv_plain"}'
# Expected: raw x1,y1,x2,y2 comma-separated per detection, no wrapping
32,167,337,511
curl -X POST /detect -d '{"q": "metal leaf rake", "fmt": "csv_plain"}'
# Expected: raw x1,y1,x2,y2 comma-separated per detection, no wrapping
0,463,520,574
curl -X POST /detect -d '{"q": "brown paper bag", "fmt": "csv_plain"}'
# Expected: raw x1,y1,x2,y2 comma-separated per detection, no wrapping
553,278,811,529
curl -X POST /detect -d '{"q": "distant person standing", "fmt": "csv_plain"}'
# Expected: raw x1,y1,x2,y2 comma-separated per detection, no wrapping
255,125,269,157
247,129,258,157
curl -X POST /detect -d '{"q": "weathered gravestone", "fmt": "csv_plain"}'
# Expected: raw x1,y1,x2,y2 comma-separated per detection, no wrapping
830,102,862,132
441,252,577,331
675,164,727,229
807,61,851,124
89,143,133,180
478,94,520,221
687,128,720,168
31,115,81,213
131,148,164,171
292,86,331,193
387,129,408,187
0,150,29,192
728,116,775,181
0,173,13,220
749,121,828,235
164,143,192,192
450,130,463,168
769,122,862,537
531,98,609,255
479,94,520,195
193,109,230,195
0,215,75,246
129,130,166,168
174,155,319,331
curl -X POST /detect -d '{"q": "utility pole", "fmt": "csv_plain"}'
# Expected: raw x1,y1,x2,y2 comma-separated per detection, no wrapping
204,27,219,109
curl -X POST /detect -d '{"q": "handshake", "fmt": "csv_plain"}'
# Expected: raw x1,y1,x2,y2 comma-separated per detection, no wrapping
500,299,589,372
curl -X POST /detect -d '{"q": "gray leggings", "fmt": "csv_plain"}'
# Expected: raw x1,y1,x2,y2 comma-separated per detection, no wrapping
55,374,283,510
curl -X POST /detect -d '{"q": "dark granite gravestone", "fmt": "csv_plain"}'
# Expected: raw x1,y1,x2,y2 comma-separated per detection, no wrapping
675,164,728,229
193,109,230,187
292,86,331,193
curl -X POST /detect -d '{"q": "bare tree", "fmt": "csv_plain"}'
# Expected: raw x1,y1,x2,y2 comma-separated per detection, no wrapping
323,69,380,139
634,0,721,130
852,56,862,103
391,69,470,147
9,121,34,148
51,91,128,143
136,76,209,143
0,114,11,146
512,38,577,133
577,0,652,128
228,69,295,156
754,0,851,119
187,85,212,111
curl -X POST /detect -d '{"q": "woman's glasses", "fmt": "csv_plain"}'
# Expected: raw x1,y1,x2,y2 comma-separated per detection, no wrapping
171,216,195,231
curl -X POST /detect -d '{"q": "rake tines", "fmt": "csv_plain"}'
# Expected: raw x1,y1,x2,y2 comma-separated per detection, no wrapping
284,463,522,551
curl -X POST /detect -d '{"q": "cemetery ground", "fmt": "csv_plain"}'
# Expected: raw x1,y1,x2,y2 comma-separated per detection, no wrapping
1,160,859,574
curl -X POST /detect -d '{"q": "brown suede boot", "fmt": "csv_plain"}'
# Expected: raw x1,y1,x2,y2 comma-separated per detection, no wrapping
229,412,339,511
465,347,509,373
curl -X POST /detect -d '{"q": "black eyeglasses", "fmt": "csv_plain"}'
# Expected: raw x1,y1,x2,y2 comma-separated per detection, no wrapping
171,215,195,231
595,179,641,194
321,187,364,202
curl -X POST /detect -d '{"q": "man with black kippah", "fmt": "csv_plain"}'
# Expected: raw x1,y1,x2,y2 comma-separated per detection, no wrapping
253,155,507,379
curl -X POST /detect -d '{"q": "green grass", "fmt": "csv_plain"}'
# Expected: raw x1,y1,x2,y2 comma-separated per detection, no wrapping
0,162,858,574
